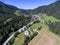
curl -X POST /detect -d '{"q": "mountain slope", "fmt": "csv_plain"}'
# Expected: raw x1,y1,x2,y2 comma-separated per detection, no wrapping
0,1,31,45
0,0,60,45
32,0,60,19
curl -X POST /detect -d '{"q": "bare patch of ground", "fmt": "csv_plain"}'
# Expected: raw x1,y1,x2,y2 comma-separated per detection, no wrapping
28,28,60,45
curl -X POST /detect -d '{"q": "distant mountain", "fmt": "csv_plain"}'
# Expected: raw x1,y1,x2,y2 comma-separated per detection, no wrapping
32,0,60,19
0,1,19,14
0,0,60,44
0,0,60,19
0,1,33,15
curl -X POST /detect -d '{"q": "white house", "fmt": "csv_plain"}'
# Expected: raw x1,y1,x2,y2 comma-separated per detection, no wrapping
24,30,30,36
23,26,27,31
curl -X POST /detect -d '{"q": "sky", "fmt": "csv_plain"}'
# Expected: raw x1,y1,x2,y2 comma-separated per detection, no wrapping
0,0,57,9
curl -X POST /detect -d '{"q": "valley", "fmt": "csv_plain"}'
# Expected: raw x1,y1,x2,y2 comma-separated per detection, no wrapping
0,0,60,45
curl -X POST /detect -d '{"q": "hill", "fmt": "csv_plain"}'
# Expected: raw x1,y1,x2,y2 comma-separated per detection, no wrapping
32,0,60,19
0,1,31,44
0,0,60,45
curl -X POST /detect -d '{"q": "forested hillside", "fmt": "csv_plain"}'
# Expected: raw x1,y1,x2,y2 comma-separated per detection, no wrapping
0,2,31,45
0,0,60,45
32,0,60,19
48,21,60,35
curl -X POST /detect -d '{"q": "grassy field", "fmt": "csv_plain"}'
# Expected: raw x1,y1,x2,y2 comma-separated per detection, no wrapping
28,21,49,30
42,14,60,22
12,31,33,45
12,33,25,45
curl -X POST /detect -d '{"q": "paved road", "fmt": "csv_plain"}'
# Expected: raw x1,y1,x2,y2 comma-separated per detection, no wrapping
3,22,34,45
3,33,15,45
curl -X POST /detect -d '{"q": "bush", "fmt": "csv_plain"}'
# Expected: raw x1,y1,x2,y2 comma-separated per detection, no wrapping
34,20,40,24
37,26,42,30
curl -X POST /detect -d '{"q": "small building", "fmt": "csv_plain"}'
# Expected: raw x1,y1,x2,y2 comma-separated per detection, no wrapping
24,30,30,36
23,26,27,31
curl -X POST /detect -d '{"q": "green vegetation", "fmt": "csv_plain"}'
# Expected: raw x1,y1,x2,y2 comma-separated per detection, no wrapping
12,30,35,45
0,0,60,45
4,18,13,24
28,21,60,45
28,21,49,30
13,33,25,45
23,32,37,45
43,14,60,22
29,22,41,30
0,15,31,44
13,22,42,45
12,20,60,45
14,10,22,16
32,0,60,19
48,22,60,36
0,2,31,44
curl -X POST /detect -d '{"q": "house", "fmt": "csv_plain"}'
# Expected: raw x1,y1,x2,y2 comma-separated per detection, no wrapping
24,30,30,36
23,26,27,31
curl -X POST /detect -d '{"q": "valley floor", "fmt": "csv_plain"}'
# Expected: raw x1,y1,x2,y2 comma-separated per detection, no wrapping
28,22,60,45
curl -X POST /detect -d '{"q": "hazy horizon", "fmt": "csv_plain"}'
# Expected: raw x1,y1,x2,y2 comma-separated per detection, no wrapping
0,0,57,9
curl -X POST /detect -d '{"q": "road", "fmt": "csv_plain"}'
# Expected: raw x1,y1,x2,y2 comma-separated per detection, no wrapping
3,22,34,45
